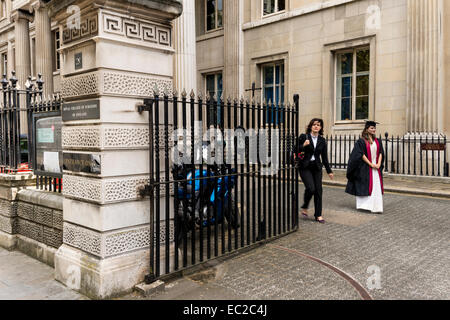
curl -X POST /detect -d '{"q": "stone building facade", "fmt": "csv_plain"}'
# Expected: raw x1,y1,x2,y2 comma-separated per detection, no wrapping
194,0,450,139
0,0,448,299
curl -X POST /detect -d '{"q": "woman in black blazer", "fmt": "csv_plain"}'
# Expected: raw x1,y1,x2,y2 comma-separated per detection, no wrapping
296,118,334,223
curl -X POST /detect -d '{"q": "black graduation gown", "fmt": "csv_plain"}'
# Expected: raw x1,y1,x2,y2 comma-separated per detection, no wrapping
345,138,385,197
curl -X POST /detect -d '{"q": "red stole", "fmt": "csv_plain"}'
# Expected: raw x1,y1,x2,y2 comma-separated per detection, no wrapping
365,139,384,196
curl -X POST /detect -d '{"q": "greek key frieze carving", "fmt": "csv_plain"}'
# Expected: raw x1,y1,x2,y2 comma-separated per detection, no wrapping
62,14,99,45
102,13,171,47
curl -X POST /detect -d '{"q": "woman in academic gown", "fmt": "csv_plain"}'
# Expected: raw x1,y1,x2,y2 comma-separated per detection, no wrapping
345,121,385,213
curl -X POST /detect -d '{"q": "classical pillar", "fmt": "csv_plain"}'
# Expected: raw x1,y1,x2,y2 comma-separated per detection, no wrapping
12,10,33,133
173,0,197,95
7,41,14,77
173,0,196,125
224,0,244,99
12,10,32,90
406,0,443,133
33,1,54,95
47,0,182,299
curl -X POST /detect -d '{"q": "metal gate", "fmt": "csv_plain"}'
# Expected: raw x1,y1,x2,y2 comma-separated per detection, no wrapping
139,90,300,283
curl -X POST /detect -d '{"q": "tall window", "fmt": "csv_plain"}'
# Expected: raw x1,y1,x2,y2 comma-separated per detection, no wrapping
336,48,370,121
53,30,61,71
1,53,6,77
262,62,284,124
206,0,223,31
206,73,223,125
263,0,285,15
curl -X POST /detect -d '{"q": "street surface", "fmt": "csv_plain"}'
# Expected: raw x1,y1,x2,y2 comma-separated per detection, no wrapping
0,185,449,300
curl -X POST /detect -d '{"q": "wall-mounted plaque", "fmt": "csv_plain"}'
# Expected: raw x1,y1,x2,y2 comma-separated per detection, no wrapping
62,100,100,121
75,52,82,70
421,143,446,151
63,153,101,174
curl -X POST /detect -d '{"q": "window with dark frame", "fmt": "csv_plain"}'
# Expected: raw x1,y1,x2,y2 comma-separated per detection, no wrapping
206,0,223,31
263,0,286,16
206,72,223,125
53,30,61,72
262,62,284,124
1,52,7,77
336,47,370,122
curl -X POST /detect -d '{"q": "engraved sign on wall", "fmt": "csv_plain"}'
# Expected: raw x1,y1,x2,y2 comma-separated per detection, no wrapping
62,100,100,121
63,153,101,174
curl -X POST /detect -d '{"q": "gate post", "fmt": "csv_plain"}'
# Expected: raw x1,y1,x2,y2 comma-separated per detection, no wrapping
46,0,182,299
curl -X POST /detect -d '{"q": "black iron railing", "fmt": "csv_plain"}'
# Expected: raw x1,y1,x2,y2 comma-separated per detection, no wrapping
0,72,63,192
328,133,449,177
139,91,300,282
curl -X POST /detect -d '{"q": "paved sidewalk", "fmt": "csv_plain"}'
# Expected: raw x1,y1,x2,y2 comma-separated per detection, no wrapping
122,184,450,300
1,175,449,300
0,248,87,300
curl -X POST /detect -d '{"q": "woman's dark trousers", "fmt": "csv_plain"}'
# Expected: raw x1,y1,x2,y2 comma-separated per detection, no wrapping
299,163,323,218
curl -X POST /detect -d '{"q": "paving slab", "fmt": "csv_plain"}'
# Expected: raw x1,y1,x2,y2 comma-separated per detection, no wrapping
121,185,450,301
0,247,87,300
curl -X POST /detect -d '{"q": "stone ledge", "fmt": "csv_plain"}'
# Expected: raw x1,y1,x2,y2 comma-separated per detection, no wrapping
16,189,64,211
0,173,36,188
134,280,165,296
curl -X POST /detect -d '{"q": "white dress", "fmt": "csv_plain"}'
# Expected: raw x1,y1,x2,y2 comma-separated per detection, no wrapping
356,141,383,213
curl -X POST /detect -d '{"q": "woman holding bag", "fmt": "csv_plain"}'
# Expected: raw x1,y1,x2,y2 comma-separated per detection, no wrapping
296,118,334,224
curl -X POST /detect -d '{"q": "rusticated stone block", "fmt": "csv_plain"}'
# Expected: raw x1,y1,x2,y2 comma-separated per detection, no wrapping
43,226,63,249
17,202,34,221
0,215,17,234
0,199,17,217
52,210,63,230
17,219,43,243
34,206,53,227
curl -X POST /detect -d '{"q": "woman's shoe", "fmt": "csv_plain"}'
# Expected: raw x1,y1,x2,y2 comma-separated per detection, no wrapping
301,210,308,218
315,217,325,224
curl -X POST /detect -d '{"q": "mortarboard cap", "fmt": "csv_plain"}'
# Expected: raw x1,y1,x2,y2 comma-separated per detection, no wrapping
365,121,379,129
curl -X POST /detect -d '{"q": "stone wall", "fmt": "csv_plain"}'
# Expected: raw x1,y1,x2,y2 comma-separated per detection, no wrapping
0,174,35,250
0,173,63,268
15,190,63,262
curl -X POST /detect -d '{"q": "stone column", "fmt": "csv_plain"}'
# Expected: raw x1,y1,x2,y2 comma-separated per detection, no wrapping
173,0,197,124
224,0,244,99
406,0,443,133
47,0,182,299
33,1,54,95
173,0,197,95
7,41,14,77
12,9,33,132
